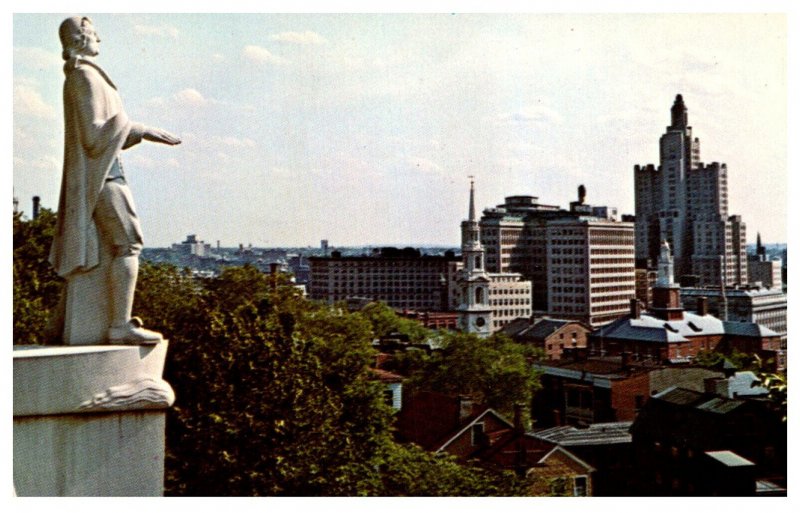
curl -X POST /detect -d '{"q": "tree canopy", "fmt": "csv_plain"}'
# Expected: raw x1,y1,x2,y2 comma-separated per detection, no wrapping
14,212,535,496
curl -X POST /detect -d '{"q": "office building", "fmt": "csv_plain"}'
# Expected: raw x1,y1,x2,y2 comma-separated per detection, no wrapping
634,94,748,287
308,247,459,312
479,187,635,327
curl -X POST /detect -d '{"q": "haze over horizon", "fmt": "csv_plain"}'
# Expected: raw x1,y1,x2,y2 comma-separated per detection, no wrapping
13,13,787,247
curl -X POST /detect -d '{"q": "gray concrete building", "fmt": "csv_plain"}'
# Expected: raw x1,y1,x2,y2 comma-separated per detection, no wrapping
634,95,748,287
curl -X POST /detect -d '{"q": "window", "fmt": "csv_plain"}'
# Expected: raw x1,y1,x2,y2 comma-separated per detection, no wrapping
573,476,588,497
471,423,485,446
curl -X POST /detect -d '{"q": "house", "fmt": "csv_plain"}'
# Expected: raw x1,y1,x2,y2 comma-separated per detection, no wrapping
501,318,592,360
371,367,403,411
532,422,633,496
395,390,595,496
532,353,729,428
629,386,786,496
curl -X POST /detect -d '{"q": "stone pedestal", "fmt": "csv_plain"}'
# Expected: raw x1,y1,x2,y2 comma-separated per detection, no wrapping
13,342,175,496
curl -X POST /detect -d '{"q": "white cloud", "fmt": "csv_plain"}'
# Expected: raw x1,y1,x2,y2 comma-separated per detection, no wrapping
14,84,56,119
173,88,208,107
133,24,180,40
242,45,288,65
497,105,563,126
14,46,61,70
148,89,213,108
212,53,225,63
269,31,327,45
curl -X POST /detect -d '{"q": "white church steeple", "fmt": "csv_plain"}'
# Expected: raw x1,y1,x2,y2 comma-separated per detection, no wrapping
457,178,492,336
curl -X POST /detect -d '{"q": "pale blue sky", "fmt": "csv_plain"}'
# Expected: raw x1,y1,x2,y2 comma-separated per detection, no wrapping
12,12,788,247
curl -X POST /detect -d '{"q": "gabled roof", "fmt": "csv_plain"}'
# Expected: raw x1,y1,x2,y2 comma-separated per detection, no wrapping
536,445,595,473
395,391,488,451
533,422,633,446
435,408,512,453
468,430,557,470
503,318,590,340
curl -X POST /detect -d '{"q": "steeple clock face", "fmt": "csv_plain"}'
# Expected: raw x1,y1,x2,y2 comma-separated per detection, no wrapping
475,317,486,328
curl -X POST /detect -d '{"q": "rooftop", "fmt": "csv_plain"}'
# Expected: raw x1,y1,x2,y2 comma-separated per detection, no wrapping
532,422,633,446
653,386,747,414
593,310,776,344
705,450,755,467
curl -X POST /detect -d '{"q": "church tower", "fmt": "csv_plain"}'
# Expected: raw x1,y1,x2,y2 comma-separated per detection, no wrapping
457,178,492,336
651,240,684,321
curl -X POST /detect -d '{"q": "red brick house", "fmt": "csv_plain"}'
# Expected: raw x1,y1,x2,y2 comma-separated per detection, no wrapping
501,318,592,360
396,390,595,495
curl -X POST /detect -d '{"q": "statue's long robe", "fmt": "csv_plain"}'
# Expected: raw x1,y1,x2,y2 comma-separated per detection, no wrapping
49,57,142,278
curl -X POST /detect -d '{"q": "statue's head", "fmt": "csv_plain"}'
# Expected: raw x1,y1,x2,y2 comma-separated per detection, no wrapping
59,16,100,61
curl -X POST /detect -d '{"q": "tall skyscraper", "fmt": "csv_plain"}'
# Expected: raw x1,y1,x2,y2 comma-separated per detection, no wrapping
634,94,748,287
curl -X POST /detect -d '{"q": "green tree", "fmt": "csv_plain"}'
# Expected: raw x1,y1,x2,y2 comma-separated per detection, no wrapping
14,216,538,495
378,443,530,496
406,331,541,421
13,209,63,345
359,301,432,343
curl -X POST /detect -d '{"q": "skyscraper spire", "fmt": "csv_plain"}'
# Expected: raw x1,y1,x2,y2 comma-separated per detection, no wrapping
670,93,688,129
756,232,765,257
468,176,476,221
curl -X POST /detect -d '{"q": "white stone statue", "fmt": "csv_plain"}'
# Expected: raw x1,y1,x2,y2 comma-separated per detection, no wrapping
49,16,181,345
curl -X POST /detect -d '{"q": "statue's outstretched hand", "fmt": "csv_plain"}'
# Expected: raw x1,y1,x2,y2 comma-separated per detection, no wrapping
143,127,181,146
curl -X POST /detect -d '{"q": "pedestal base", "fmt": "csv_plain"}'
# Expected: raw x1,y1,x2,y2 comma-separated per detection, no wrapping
13,343,175,496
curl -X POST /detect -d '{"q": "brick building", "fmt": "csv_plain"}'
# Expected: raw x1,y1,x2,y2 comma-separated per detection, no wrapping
589,242,782,369
308,247,459,312
500,318,591,360
630,387,786,495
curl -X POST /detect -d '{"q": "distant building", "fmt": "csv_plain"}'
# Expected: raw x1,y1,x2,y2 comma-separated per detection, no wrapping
748,234,782,289
501,318,591,360
533,356,727,429
635,267,657,308
589,242,783,369
634,94,748,287
308,247,459,312
172,234,212,257
680,286,787,348
479,186,635,327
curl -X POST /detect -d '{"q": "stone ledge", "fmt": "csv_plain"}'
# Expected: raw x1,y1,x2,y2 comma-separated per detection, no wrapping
13,342,174,416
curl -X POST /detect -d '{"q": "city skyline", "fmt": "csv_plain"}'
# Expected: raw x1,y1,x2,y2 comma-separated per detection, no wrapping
12,12,787,247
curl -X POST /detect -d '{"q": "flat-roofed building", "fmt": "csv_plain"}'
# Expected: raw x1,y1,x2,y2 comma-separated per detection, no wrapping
308,247,459,312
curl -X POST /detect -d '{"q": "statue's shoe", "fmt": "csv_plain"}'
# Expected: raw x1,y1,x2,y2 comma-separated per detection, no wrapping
108,319,162,345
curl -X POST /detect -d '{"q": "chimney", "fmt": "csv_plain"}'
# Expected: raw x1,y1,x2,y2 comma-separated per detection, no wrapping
513,403,525,434
697,296,708,316
458,396,473,422
32,196,40,219
630,298,641,319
